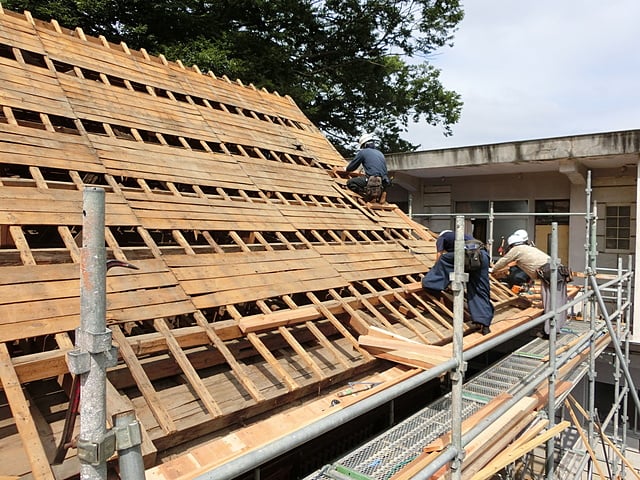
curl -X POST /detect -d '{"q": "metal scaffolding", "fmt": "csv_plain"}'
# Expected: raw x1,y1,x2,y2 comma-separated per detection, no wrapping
300,171,637,480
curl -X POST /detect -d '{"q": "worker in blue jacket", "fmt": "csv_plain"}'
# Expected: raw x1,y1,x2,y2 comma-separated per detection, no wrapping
345,132,390,201
422,230,494,335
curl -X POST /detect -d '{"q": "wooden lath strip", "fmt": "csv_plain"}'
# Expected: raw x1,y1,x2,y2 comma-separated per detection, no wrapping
253,231,274,251
193,311,263,402
392,277,453,331
304,320,352,369
0,343,55,480
153,318,222,417
29,166,48,188
201,230,225,253
172,230,196,255
275,231,295,250
378,279,447,340
346,285,400,334
137,226,163,258
279,295,352,369
229,231,251,252
246,332,299,392
58,226,81,263
9,226,36,265
360,281,431,344
277,326,326,380
111,325,177,434
326,230,343,243
226,304,300,392
308,291,373,361
105,227,128,261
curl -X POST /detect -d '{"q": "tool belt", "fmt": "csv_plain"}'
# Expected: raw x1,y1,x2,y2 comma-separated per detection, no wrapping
537,262,572,284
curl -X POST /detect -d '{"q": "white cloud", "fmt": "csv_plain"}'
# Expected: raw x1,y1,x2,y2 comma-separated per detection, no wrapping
406,1,640,150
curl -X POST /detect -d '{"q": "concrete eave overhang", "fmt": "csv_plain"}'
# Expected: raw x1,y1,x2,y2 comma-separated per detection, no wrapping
387,129,640,184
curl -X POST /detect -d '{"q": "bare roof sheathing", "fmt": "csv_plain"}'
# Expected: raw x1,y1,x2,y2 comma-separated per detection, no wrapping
0,7,531,479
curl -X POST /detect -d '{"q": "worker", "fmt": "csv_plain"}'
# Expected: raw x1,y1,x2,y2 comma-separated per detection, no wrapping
345,132,390,202
422,230,494,335
491,230,570,338
494,229,533,289
491,230,548,284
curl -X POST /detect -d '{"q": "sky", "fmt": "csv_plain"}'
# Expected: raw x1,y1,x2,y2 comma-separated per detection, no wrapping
406,0,640,150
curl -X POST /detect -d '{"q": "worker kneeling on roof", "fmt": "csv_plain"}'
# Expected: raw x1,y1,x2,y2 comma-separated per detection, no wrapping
492,230,571,338
345,132,390,203
422,230,494,335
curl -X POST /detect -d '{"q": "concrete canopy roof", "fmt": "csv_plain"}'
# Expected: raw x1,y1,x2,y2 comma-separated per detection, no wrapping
387,129,640,181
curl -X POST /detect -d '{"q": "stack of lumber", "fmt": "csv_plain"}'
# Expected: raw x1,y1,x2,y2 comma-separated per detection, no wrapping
390,328,612,479
0,7,533,480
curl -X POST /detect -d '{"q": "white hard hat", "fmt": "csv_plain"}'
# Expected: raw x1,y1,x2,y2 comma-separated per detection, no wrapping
507,230,527,246
358,132,379,147
513,229,529,242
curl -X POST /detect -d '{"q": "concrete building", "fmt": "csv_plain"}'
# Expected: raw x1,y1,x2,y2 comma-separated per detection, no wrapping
387,129,638,341
387,129,640,439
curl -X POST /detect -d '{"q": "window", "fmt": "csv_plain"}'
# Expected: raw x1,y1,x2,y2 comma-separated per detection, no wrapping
535,199,569,225
605,205,631,250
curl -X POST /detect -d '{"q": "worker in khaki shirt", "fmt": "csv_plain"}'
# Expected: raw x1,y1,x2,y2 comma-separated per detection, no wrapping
491,230,549,283
492,230,568,339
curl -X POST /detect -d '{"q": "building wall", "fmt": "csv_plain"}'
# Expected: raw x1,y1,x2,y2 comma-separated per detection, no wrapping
409,168,638,341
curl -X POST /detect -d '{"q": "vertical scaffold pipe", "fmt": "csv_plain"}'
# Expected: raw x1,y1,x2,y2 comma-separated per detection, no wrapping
545,223,559,480
612,256,623,479
587,201,598,444
621,254,633,478
78,188,111,480
588,273,640,416
450,216,468,479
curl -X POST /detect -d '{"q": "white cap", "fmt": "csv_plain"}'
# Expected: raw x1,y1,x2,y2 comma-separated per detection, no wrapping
358,132,379,147
507,230,527,246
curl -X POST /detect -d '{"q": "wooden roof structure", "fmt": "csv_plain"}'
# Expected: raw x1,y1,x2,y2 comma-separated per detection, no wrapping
0,6,533,479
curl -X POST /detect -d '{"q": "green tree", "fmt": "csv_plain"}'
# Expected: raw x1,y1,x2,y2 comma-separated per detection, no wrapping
4,0,463,154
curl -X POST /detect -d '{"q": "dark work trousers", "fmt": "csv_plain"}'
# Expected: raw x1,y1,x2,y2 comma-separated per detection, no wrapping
505,265,530,287
421,250,494,327
346,176,368,196
541,277,568,334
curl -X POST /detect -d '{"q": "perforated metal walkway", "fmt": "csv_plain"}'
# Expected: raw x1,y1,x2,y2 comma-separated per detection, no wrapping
305,320,596,480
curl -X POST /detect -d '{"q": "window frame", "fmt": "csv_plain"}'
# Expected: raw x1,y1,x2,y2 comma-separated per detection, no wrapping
603,204,632,253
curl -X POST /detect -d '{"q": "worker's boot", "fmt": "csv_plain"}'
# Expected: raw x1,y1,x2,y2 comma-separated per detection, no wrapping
378,191,387,204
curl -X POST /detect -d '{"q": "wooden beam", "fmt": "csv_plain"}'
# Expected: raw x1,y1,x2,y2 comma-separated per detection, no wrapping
470,421,571,480
565,400,606,480
567,395,640,480
194,311,263,402
0,343,54,480
310,292,374,361
246,332,299,392
278,326,326,380
153,318,222,417
111,325,177,434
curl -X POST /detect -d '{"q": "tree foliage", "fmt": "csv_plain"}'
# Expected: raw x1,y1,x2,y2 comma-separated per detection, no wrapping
5,0,464,154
